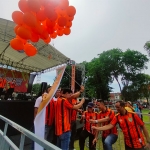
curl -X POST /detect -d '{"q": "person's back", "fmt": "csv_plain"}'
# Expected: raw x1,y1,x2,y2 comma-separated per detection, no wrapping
55,97,72,136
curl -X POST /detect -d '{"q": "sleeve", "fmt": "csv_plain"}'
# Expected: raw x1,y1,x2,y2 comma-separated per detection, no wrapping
110,115,118,126
34,96,42,108
64,100,73,109
133,113,144,126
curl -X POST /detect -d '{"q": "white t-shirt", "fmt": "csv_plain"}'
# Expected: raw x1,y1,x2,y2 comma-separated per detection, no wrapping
34,96,42,108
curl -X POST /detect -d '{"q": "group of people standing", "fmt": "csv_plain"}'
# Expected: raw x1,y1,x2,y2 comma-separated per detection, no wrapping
34,85,150,150
34,86,85,150
0,76,16,99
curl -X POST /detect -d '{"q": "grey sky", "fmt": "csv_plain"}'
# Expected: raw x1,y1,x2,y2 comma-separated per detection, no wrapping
1,0,150,92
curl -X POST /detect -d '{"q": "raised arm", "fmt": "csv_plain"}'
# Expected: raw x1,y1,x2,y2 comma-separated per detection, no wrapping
92,123,114,131
72,98,85,110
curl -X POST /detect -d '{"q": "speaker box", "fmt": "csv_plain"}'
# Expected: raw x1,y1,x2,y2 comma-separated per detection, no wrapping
38,82,47,97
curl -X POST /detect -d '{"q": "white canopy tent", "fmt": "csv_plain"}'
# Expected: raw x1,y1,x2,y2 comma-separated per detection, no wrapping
0,18,69,73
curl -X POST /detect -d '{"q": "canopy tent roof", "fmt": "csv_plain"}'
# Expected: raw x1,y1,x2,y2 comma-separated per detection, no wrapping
0,18,69,73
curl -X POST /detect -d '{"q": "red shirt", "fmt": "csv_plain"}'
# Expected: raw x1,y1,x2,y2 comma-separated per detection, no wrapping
83,111,98,135
9,81,15,88
98,108,118,138
0,78,6,88
111,111,145,148
45,98,56,126
55,97,73,136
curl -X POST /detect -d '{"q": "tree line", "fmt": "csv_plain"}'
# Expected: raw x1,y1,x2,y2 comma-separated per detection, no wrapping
32,48,150,102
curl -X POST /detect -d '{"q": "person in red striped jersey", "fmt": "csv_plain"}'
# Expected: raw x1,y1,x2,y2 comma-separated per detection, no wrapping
89,100,118,150
79,102,98,150
92,101,150,150
55,87,85,150
45,89,61,145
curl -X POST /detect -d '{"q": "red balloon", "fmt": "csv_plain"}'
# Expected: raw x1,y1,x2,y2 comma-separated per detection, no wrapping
17,26,32,39
14,25,21,34
10,38,24,50
16,35,27,44
27,0,41,13
56,8,66,17
44,36,51,44
24,43,37,56
47,27,54,34
63,28,71,35
58,0,69,10
57,17,67,27
23,12,37,27
40,29,49,40
66,21,72,28
30,32,39,42
44,7,58,21
46,19,56,28
50,32,57,39
57,29,63,36
33,22,44,34
18,0,30,13
67,16,74,22
12,11,24,25
66,6,76,17
36,9,46,21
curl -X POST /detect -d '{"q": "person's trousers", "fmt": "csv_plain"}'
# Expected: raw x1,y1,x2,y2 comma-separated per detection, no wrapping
69,121,77,150
79,129,96,150
57,131,71,150
45,124,57,145
102,134,118,150
125,144,145,150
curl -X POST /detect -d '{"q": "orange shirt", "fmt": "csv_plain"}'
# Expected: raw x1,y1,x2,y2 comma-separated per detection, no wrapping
55,97,73,136
83,111,98,135
98,108,118,138
71,99,77,121
111,111,145,148
45,98,55,126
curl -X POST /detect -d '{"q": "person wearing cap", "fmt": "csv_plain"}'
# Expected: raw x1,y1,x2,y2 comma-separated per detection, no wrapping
79,102,98,150
89,100,118,150
125,101,135,112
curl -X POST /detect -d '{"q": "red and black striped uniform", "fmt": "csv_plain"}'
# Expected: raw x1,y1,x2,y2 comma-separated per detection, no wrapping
111,111,145,149
55,97,73,136
98,108,118,138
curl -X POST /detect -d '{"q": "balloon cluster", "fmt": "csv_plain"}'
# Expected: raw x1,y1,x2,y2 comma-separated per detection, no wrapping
10,0,76,56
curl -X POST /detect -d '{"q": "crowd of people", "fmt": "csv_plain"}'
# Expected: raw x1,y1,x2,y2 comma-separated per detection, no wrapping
34,85,150,150
0,76,16,100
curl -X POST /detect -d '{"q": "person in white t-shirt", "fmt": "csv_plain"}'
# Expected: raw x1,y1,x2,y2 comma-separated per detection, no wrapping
34,86,51,119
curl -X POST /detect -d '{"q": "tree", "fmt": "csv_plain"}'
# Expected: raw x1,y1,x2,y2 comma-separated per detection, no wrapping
98,48,124,93
32,83,41,95
144,41,150,56
85,58,112,99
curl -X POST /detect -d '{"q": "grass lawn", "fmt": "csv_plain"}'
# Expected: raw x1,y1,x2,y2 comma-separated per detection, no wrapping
74,109,150,150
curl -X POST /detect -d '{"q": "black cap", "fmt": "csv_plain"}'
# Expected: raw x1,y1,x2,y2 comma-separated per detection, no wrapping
87,102,94,108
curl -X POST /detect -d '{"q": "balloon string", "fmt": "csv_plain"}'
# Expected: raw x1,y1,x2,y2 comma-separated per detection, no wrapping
64,70,81,87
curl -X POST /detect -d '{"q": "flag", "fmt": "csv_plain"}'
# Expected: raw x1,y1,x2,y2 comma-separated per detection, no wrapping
34,65,66,150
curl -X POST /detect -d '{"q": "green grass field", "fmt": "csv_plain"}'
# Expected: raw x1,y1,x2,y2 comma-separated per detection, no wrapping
74,109,150,150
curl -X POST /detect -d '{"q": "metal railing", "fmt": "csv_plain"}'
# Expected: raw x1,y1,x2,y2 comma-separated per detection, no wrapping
0,115,61,150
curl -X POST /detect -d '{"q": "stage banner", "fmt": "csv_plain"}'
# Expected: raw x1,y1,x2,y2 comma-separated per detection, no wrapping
0,68,29,92
34,65,66,150
71,65,75,93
